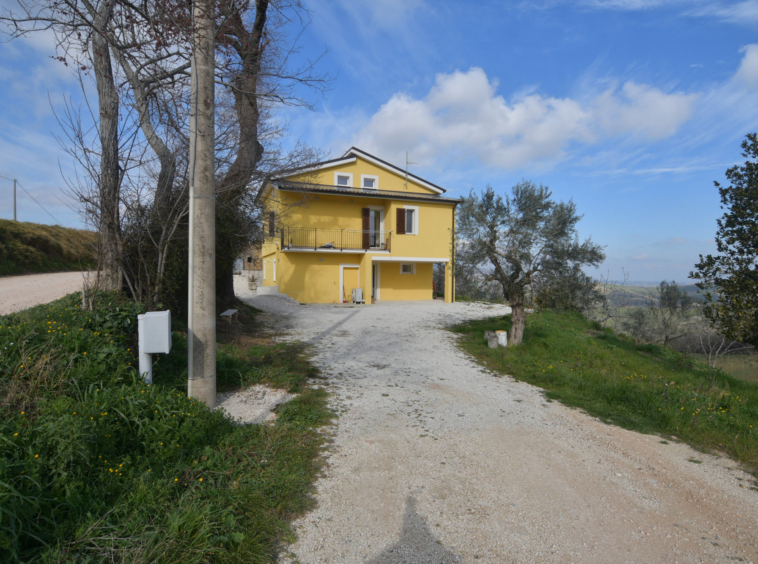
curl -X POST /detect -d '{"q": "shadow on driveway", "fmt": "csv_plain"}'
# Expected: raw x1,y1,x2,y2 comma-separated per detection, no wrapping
367,496,461,564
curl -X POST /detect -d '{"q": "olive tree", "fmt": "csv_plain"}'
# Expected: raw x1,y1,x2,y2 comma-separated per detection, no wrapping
457,182,605,345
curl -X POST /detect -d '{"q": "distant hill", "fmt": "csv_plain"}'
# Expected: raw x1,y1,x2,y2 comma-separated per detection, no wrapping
0,219,97,276
603,283,707,306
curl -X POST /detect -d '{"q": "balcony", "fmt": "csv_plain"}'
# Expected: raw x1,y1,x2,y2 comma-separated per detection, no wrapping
280,227,391,252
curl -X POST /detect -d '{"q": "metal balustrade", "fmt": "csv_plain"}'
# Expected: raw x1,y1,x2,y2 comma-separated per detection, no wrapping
280,227,392,252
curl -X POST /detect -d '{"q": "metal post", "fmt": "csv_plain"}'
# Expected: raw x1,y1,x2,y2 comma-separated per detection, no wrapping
187,0,216,409
314,227,317,251
13,179,16,221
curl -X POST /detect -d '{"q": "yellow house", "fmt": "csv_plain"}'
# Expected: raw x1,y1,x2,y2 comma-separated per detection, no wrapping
256,147,460,304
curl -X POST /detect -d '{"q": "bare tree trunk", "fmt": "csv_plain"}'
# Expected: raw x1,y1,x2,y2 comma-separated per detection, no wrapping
215,0,268,307
92,0,122,290
509,292,527,345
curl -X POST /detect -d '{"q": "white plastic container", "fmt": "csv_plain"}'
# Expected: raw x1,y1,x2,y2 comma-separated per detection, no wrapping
496,330,508,347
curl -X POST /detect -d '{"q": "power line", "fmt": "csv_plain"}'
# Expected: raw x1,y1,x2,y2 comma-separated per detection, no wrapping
15,180,63,225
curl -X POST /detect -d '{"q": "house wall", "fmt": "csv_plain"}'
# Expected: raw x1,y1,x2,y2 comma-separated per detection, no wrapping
275,252,362,304
266,191,454,260
378,262,434,301
288,158,440,195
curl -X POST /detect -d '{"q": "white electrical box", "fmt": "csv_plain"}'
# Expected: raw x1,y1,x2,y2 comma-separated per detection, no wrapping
138,311,172,354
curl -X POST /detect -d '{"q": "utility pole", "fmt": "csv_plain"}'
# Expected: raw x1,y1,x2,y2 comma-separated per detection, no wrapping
13,179,17,221
187,0,216,408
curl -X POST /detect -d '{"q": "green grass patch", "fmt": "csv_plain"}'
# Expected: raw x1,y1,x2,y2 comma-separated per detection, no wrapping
0,292,332,563
0,219,97,276
452,311,758,474
693,354,758,384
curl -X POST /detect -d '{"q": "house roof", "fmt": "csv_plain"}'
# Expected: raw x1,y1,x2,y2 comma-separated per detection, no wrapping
271,180,461,204
340,147,446,194
270,147,446,195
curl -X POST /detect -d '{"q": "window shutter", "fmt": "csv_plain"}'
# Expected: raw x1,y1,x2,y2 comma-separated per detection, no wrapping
362,208,370,249
396,207,406,235
268,211,275,236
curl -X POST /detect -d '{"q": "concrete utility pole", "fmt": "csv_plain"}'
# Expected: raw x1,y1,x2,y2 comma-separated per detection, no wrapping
187,0,217,408
13,179,17,221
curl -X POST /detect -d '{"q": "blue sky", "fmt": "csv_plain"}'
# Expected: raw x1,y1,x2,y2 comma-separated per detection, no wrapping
3,0,758,282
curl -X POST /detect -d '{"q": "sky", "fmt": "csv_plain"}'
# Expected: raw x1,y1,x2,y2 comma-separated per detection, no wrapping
2,0,758,282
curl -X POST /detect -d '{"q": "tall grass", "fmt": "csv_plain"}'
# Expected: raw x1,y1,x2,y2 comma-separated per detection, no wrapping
452,311,758,476
0,292,332,562
0,220,97,276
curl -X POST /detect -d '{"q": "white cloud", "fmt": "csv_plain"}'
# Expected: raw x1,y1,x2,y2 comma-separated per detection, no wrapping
686,1,758,24
580,0,684,8
630,252,650,260
567,0,758,26
734,44,758,87
364,0,426,27
352,67,696,170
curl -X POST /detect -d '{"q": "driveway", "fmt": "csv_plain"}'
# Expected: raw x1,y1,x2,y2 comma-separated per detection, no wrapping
0,272,88,315
236,285,758,563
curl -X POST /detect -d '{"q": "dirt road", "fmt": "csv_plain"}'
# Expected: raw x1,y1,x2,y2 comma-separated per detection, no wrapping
0,272,85,315
238,284,758,564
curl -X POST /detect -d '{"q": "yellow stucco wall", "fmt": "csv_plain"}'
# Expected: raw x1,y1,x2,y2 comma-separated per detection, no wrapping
288,158,440,195
259,152,455,303
377,261,434,301
274,252,362,304
265,191,453,260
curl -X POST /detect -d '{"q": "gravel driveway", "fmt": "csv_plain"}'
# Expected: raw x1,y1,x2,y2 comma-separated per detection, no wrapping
240,279,758,563
0,272,87,315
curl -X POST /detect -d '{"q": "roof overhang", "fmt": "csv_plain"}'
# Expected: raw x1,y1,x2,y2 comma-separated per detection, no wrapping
274,181,461,204
372,256,449,263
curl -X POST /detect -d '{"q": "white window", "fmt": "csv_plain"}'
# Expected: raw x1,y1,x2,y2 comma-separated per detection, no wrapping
361,174,379,190
334,172,353,187
403,206,419,235
400,263,416,275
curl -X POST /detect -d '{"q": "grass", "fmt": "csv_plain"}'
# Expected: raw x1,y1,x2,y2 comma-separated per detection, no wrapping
0,219,97,276
0,292,333,563
452,310,758,476
694,354,758,384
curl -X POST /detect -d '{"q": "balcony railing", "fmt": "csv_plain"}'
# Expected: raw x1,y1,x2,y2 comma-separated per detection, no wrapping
280,227,391,252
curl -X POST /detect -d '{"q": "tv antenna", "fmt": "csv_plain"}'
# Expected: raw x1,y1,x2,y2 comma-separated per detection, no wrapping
404,151,417,190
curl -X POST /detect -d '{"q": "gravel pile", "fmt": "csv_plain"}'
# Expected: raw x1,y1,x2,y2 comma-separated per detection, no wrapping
234,276,758,564
216,384,295,425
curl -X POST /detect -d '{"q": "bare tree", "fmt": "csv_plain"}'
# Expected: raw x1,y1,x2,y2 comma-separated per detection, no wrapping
2,0,125,288
3,0,328,310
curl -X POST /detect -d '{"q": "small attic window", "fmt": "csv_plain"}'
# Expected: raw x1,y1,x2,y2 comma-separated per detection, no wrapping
361,174,379,190
335,172,353,187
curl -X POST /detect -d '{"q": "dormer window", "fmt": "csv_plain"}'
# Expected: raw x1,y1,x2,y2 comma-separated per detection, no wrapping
335,172,353,187
361,174,379,190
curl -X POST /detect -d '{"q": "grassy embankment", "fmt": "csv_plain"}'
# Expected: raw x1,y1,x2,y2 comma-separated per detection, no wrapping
452,311,758,478
0,219,97,276
0,292,332,563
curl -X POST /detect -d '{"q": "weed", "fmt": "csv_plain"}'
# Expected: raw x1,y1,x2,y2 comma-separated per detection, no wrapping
0,292,332,563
